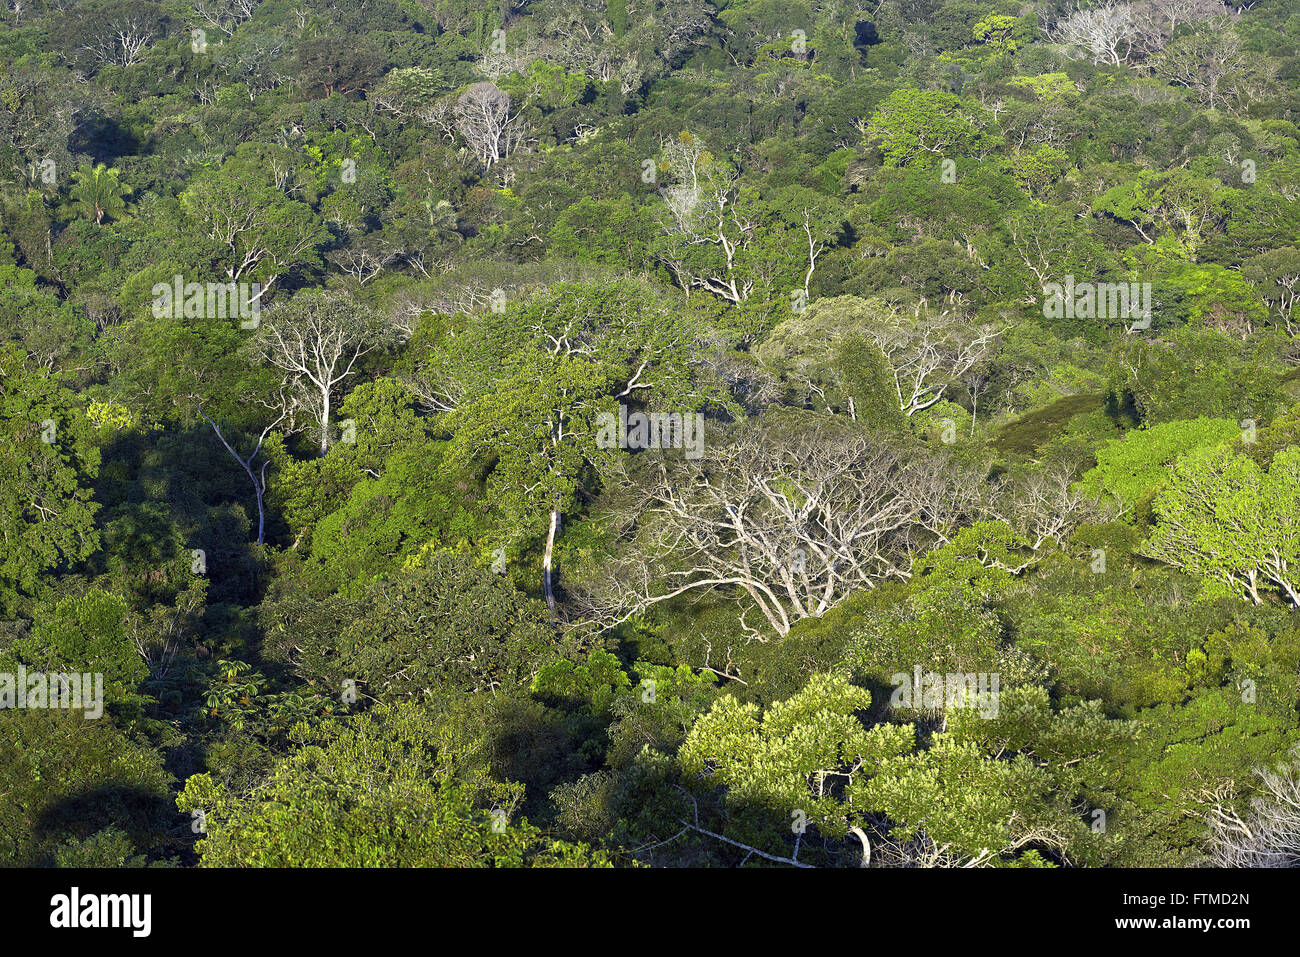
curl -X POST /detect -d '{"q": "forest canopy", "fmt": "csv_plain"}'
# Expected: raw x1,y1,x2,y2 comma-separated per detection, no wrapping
2,0,1300,870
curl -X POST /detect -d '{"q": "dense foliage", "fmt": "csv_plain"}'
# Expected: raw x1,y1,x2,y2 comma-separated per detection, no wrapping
3,0,1300,868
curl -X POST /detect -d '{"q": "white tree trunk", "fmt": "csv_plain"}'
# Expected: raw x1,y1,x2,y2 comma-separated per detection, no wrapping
544,509,559,612
319,386,331,457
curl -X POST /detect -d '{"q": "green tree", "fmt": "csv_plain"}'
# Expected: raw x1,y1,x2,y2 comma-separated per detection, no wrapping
864,89,1001,168
295,35,387,98
5,589,152,723
177,702,614,867
433,281,717,609
677,673,912,861
755,296,904,429
1242,247,1300,332
1077,417,1240,517
180,155,327,297
973,15,1022,53
264,552,569,701
69,164,129,225
0,347,100,614
1143,445,1300,607
606,0,628,38
0,710,170,867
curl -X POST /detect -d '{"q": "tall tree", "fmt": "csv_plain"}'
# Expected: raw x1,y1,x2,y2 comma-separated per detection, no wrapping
180,154,327,300
582,418,977,638
248,290,395,457
0,347,100,614
1142,444,1300,607
430,281,716,610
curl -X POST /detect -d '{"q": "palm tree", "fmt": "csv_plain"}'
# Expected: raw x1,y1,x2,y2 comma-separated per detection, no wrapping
70,164,130,225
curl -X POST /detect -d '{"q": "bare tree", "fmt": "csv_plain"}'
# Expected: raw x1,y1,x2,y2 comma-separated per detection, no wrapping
107,9,159,66
248,290,396,456
1048,0,1136,66
656,133,758,303
1130,0,1227,56
192,0,259,37
1206,756,1300,867
858,301,1004,417
578,425,977,638
326,236,403,285
453,82,530,169
477,38,545,81
989,464,1104,552
1148,20,1275,113
199,402,292,544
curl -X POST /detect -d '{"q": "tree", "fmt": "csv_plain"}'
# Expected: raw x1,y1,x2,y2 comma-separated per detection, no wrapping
973,15,1022,53
854,298,1004,418
1095,168,1225,254
1162,262,1269,338
0,710,170,866
0,263,88,369
606,0,628,38
1206,754,1300,867
9,588,151,723
192,0,259,37
295,35,387,98
1130,0,1227,58
1105,327,1285,423
264,552,568,700
1048,0,1136,66
248,290,395,457
987,470,1099,552
370,66,445,121
1149,22,1275,113
215,30,292,101
431,281,714,610
1243,247,1300,333
1077,417,1239,516
651,675,1096,867
1005,202,1112,295
755,296,905,428
69,164,129,225
676,674,913,863
453,82,530,169
766,184,847,299
651,140,845,307
862,89,1000,168
583,417,977,638
0,347,100,614
1142,445,1300,607
180,155,327,297
54,0,166,72
176,702,614,867
854,732,1076,865
199,404,288,545
0,65,103,187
